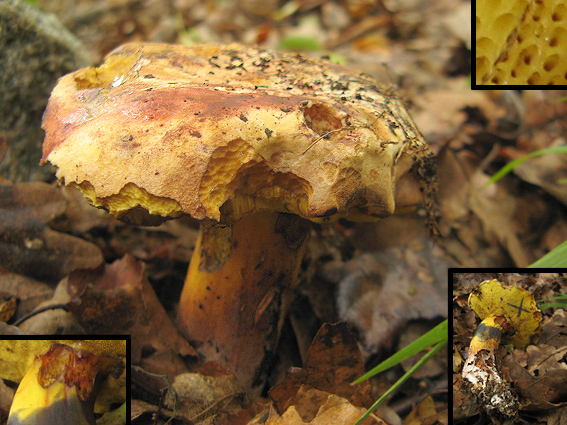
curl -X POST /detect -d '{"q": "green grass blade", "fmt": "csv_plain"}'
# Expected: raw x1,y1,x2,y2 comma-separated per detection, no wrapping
279,36,321,51
538,294,567,303
529,240,567,267
353,340,447,425
538,302,567,310
352,320,447,385
485,146,567,186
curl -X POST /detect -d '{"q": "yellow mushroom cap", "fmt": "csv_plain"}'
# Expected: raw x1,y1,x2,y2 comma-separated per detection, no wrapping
41,42,429,226
468,279,542,349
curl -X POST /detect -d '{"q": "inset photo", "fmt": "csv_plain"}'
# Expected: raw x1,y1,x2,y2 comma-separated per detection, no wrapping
452,271,567,424
0,338,128,425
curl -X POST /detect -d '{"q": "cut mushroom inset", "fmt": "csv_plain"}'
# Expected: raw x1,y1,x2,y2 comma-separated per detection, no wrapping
41,42,434,392
0,340,126,425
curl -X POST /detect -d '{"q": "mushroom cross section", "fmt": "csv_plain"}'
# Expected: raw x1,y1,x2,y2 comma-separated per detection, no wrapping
0,340,126,425
41,42,432,392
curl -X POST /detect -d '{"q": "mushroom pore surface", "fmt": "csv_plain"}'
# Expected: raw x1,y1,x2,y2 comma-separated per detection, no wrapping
476,0,567,84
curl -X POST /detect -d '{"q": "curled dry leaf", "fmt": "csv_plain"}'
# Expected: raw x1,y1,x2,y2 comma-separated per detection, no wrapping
269,322,374,417
324,233,448,352
503,352,567,411
261,388,380,425
131,399,159,423
66,254,197,378
501,310,567,412
538,309,567,348
469,172,533,267
403,395,447,425
526,344,567,378
0,270,54,322
0,182,103,282
16,277,82,335
513,150,567,208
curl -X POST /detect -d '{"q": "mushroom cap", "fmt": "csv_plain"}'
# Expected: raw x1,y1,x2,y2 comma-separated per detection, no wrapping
468,279,542,349
42,42,429,225
0,340,126,411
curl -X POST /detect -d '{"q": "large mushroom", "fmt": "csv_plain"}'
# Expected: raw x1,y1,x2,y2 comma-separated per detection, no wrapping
0,339,126,425
41,42,433,392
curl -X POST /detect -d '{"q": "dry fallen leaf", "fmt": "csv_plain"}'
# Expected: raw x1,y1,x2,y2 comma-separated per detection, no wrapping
436,146,510,267
513,149,567,208
131,399,163,423
503,353,567,411
65,254,197,378
526,344,567,376
0,269,56,323
538,309,567,348
468,172,533,267
263,389,381,425
452,374,478,420
16,277,82,335
0,182,103,282
412,80,501,141
500,309,567,412
162,369,249,425
270,322,374,416
403,395,445,425
322,230,448,352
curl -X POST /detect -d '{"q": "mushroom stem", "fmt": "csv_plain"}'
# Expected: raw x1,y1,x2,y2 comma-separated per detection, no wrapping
462,315,518,417
7,345,119,425
468,315,509,357
177,211,310,391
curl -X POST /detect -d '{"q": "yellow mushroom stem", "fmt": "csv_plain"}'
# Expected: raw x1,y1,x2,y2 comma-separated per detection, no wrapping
468,315,511,356
8,344,121,425
177,211,310,391
462,315,519,417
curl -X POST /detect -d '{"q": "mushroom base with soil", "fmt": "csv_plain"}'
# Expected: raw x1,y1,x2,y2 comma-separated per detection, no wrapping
177,211,311,391
461,315,519,417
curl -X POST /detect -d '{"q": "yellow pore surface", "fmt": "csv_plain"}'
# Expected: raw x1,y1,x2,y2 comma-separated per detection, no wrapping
476,0,567,85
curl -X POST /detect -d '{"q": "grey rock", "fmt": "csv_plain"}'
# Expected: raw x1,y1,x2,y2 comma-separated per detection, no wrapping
0,0,90,182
